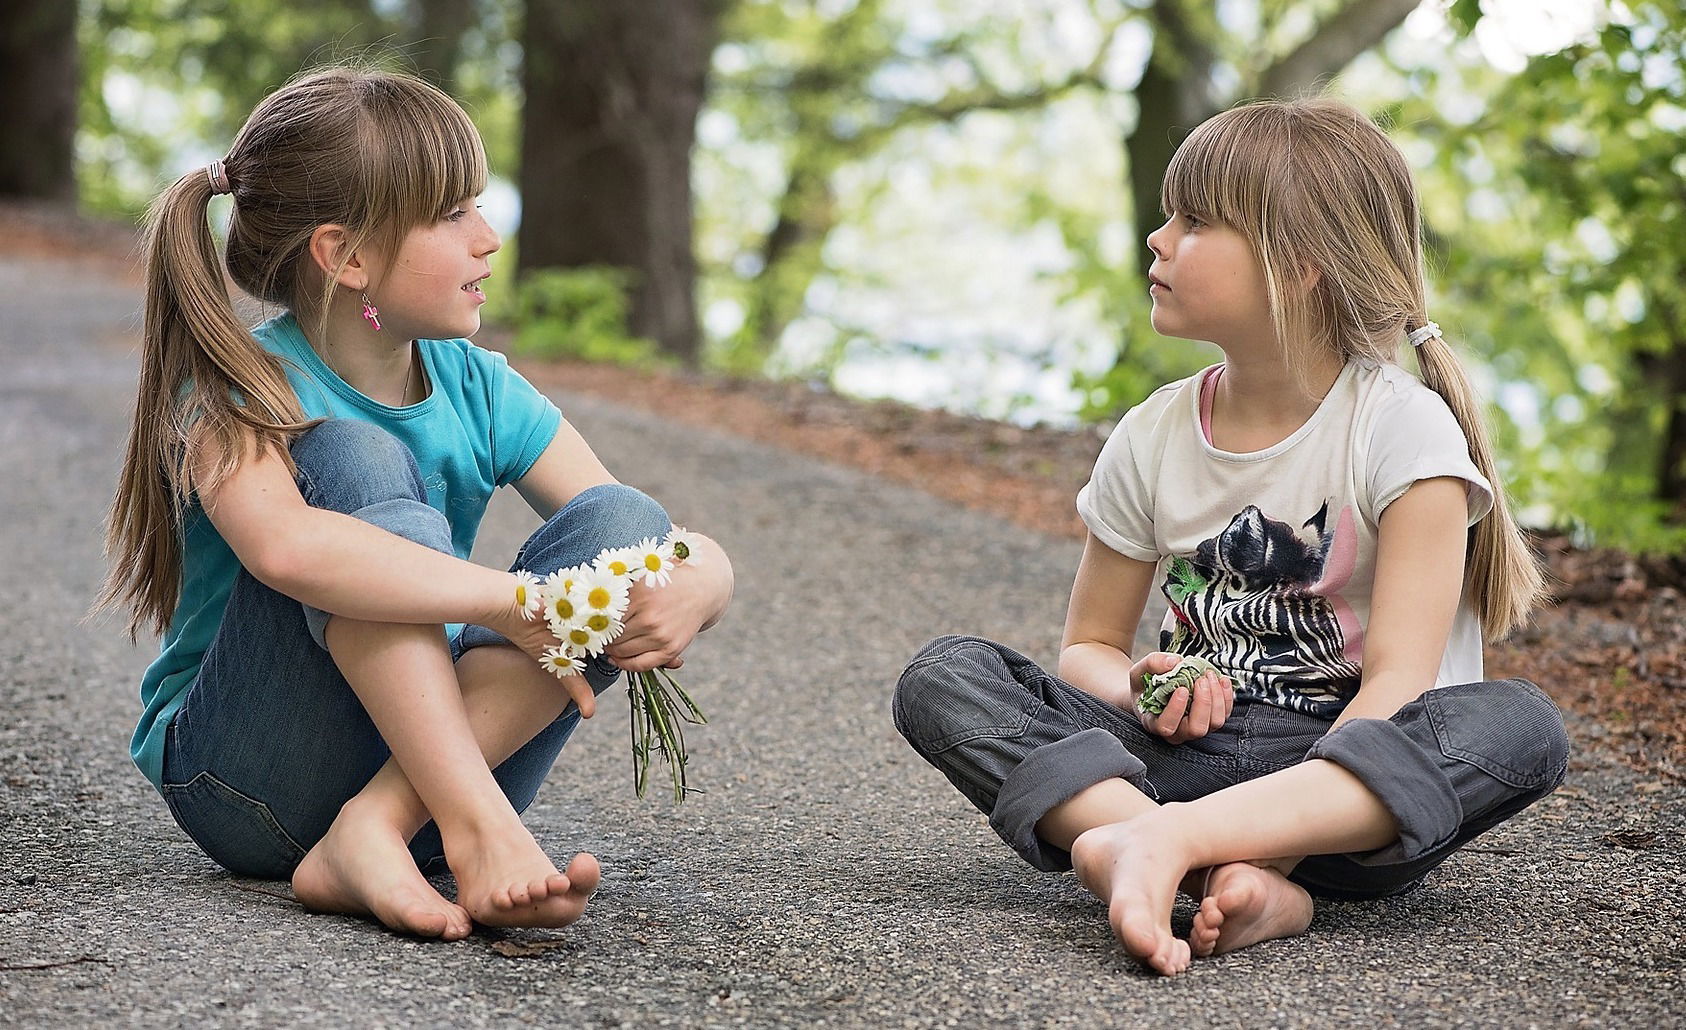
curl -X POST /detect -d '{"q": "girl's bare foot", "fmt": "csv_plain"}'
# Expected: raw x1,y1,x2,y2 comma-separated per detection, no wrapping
445,818,600,928
1189,862,1314,958
293,803,472,941
1070,814,1194,976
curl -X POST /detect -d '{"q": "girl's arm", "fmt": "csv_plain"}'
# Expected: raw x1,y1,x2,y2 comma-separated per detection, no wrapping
1058,534,1161,708
1060,534,1233,742
512,421,736,674
196,439,523,632
1334,476,1470,728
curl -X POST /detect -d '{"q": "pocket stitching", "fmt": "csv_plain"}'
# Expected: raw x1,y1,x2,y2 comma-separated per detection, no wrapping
1423,691,1546,790
161,770,307,868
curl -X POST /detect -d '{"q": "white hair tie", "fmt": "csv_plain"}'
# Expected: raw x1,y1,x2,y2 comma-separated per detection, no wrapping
1407,321,1442,348
206,159,232,196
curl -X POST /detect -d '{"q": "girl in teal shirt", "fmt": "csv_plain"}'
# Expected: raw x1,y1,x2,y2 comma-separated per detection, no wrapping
97,66,735,940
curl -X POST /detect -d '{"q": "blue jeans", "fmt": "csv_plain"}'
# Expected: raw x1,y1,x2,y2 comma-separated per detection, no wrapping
160,420,670,880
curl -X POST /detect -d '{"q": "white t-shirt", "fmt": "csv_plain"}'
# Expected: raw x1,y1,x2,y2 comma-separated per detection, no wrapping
1076,359,1494,718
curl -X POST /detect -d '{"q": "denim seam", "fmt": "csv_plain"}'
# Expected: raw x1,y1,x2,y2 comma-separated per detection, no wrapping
1423,689,1551,789
161,770,309,862
919,705,1036,754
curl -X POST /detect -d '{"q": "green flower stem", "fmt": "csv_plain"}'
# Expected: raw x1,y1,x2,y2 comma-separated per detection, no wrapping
627,668,708,803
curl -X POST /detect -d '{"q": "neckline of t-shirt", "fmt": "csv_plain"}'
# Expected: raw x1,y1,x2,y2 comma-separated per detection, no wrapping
1192,360,1358,462
271,312,440,419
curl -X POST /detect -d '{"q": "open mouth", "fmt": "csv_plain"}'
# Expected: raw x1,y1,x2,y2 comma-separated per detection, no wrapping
461,275,488,297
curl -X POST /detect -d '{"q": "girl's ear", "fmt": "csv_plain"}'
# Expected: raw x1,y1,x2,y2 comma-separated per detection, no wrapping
306,224,371,291
1301,265,1322,294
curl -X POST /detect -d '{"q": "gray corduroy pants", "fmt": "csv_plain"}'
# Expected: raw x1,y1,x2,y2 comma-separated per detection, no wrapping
892,635,1569,900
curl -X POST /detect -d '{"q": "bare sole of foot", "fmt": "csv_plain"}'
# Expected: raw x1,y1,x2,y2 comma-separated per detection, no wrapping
1189,861,1314,958
293,816,472,941
1071,820,1193,976
455,850,601,929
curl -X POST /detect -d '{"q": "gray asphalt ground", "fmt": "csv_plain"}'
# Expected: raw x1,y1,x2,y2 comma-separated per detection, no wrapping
1,251,1682,1029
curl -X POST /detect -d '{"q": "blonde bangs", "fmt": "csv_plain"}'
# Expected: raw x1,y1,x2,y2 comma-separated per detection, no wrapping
1160,104,1287,240
350,73,489,258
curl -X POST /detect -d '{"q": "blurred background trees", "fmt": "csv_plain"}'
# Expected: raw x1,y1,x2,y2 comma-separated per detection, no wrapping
3,0,1681,550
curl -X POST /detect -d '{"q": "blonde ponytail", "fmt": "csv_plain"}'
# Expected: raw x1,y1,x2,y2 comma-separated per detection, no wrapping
1412,330,1548,640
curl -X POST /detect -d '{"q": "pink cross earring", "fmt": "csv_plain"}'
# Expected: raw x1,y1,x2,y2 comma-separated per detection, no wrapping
361,293,382,331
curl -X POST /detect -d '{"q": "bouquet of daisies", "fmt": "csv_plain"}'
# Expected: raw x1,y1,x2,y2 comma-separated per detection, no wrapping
513,528,708,802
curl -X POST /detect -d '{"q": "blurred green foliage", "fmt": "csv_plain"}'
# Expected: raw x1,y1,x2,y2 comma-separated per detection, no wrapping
67,0,1686,550
1405,0,1686,551
484,258,668,369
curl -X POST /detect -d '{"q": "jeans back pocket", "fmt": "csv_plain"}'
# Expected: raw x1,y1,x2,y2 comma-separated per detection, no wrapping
161,771,307,880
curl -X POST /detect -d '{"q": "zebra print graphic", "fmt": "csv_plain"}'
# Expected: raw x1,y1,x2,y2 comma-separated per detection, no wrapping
1159,502,1362,718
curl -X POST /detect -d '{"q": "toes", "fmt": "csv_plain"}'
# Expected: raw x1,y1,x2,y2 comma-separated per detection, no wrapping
565,853,602,895
443,909,473,941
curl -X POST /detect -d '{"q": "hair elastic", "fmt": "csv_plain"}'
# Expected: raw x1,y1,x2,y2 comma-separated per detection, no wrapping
1406,321,1442,348
206,160,232,196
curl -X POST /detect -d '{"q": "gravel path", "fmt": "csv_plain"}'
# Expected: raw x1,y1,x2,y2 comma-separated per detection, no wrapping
1,253,1681,1028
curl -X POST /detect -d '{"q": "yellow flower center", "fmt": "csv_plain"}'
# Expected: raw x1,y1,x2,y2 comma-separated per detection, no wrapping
553,598,575,620
568,628,591,647
608,560,629,576
588,586,612,610
587,614,611,632
515,585,528,606
644,554,662,571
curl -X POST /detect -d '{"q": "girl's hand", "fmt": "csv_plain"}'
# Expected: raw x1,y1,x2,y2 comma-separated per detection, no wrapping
1129,652,1235,744
481,576,604,718
603,570,712,674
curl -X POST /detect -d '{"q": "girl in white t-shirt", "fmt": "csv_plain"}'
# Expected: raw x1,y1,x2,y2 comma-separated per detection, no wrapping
893,98,1567,975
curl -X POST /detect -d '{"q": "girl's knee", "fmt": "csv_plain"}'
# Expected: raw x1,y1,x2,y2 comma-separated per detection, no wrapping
1428,678,1569,794
892,636,1023,750
557,483,671,541
291,419,425,511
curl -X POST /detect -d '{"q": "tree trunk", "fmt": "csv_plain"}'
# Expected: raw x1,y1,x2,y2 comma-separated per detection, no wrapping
410,0,474,92
0,0,77,203
1655,330,1686,513
519,0,720,364
1125,0,1216,281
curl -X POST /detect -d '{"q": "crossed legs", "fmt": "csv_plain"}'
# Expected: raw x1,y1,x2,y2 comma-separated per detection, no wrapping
292,630,597,938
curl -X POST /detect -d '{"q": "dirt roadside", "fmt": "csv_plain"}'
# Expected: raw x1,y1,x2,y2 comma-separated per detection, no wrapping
10,200,1680,779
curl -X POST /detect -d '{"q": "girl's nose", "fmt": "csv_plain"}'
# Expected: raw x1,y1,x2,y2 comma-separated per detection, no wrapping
1145,217,1172,259
478,219,501,257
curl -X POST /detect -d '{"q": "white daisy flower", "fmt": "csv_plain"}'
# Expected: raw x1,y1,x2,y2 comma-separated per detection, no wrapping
540,647,584,679
513,570,544,620
578,564,630,619
582,609,624,644
560,623,602,656
541,581,584,632
544,566,585,596
664,527,703,566
630,536,676,587
594,546,641,582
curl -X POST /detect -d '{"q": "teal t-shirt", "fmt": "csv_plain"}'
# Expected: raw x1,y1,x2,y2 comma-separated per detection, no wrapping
131,312,562,788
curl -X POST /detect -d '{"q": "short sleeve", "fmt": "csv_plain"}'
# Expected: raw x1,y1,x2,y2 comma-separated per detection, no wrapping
1366,381,1494,526
1075,410,1160,562
481,348,562,486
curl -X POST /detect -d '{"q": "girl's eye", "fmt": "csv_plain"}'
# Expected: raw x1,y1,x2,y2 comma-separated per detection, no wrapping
445,203,484,223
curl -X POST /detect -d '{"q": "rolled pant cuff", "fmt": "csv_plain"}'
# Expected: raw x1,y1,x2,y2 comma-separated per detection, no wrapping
1305,717,1461,865
990,727,1149,872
